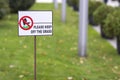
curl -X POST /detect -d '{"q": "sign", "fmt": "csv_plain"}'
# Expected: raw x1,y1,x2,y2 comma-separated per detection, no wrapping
18,11,53,36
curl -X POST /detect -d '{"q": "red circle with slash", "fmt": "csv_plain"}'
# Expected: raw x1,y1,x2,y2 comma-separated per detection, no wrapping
19,16,33,30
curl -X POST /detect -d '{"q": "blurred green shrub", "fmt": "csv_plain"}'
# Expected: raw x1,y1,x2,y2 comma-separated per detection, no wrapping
88,1,103,25
67,0,79,11
67,0,73,6
93,4,114,24
104,8,120,37
104,8,120,54
9,0,35,13
0,0,9,19
93,4,115,39
72,0,79,11
89,1,103,17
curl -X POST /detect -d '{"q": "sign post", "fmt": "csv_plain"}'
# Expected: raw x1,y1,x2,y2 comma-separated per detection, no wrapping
18,11,53,80
78,0,88,57
34,36,36,80
61,0,66,22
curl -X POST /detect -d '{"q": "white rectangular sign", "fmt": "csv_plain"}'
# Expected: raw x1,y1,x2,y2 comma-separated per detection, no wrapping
18,11,53,36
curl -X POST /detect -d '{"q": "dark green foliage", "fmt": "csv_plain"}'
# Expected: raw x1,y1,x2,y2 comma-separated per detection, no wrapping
0,0,9,19
104,8,120,54
88,1,103,25
9,0,35,13
89,1,103,17
93,4,114,24
104,8,120,37
67,0,73,6
72,0,79,11
72,0,79,6
93,4,115,38
67,0,79,11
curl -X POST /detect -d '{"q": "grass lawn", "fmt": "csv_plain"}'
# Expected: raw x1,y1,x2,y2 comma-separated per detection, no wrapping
0,3,120,80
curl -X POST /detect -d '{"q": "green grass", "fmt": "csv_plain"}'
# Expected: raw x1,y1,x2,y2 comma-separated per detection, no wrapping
0,3,120,80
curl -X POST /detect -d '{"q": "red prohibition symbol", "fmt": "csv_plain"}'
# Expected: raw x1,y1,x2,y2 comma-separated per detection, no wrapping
19,16,33,30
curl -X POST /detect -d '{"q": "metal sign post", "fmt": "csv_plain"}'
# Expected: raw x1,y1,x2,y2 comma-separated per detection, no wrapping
61,0,66,22
34,36,36,80
54,0,58,9
78,0,88,57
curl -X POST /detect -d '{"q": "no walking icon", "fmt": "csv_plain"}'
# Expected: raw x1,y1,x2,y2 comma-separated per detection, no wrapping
19,16,33,30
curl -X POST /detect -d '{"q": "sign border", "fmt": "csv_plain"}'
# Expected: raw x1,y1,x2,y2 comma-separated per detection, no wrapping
18,10,53,36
